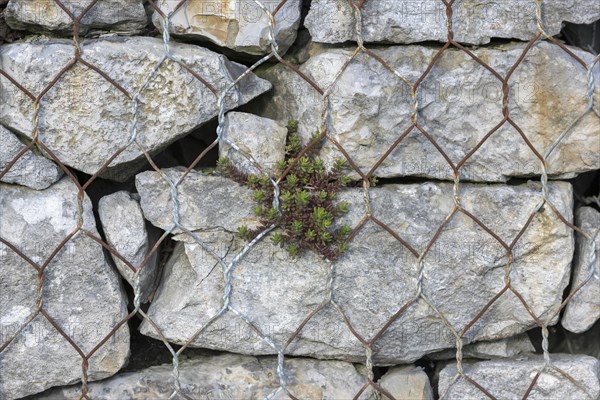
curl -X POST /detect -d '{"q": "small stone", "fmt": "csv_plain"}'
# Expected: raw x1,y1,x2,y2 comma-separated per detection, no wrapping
0,178,129,400
562,207,600,333
99,191,161,304
5,0,148,36
0,36,271,180
0,125,63,190
305,0,600,45
376,366,433,400
220,112,288,177
427,334,535,360
438,354,600,399
152,0,302,56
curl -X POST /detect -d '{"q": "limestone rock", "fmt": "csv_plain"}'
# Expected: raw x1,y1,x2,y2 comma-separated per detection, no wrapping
562,207,600,333
376,366,433,400
152,0,301,55
253,41,600,182
427,334,535,360
0,124,63,190
438,354,600,399
135,168,261,234
305,0,600,45
0,178,129,399
0,36,271,180
35,354,376,399
137,169,573,364
220,111,288,176
5,0,147,36
98,191,160,303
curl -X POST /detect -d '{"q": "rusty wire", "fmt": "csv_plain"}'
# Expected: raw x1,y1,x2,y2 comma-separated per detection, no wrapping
0,0,599,399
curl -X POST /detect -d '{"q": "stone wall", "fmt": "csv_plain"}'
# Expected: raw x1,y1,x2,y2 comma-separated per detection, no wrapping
1,1,599,399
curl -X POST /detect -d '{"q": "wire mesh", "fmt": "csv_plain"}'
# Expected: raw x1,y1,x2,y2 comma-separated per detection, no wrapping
0,0,599,399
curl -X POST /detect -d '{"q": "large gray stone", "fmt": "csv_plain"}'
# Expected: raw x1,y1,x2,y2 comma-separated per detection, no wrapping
305,0,600,45
5,0,148,36
135,168,262,234
0,178,129,400
438,354,600,399
220,111,288,176
34,353,412,399
98,191,160,304
253,41,600,182
562,207,600,334
0,36,271,180
152,0,302,56
0,124,63,190
137,168,574,364
427,334,535,360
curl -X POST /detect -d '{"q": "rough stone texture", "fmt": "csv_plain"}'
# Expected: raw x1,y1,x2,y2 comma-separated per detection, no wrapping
98,191,160,303
35,354,380,399
152,0,301,56
0,124,63,190
378,366,433,400
220,111,288,176
438,354,600,399
305,0,600,45
427,334,535,360
562,207,600,334
0,36,271,180
0,178,129,400
5,0,147,36
137,168,573,364
135,168,262,234
253,41,600,182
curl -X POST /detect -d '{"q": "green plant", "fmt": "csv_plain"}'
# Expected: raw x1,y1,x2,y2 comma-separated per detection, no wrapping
222,120,353,260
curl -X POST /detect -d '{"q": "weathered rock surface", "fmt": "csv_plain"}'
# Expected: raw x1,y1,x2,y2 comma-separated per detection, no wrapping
378,366,433,400
305,0,600,45
137,168,573,364
5,0,147,36
0,178,129,400
135,168,261,234
0,124,63,190
253,41,600,182
427,334,535,360
98,191,160,303
562,207,600,333
0,36,271,179
438,354,600,399
220,111,288,176
152,0,301,56
34,353,405,399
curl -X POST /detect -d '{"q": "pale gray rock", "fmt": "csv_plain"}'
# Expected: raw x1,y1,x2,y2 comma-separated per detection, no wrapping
438,354,600,399
305,0,600,45
35,354,376,399
137,169,573,364
427,334,535,360
152,0,301,55
0,178,129,400
0,36,271,180
135,168,262,234
376,366,433,400
562,207,600,334
253,41,600,182
5,0,147,36
0,124,62,190
98,191,160,303
220,111,288,176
